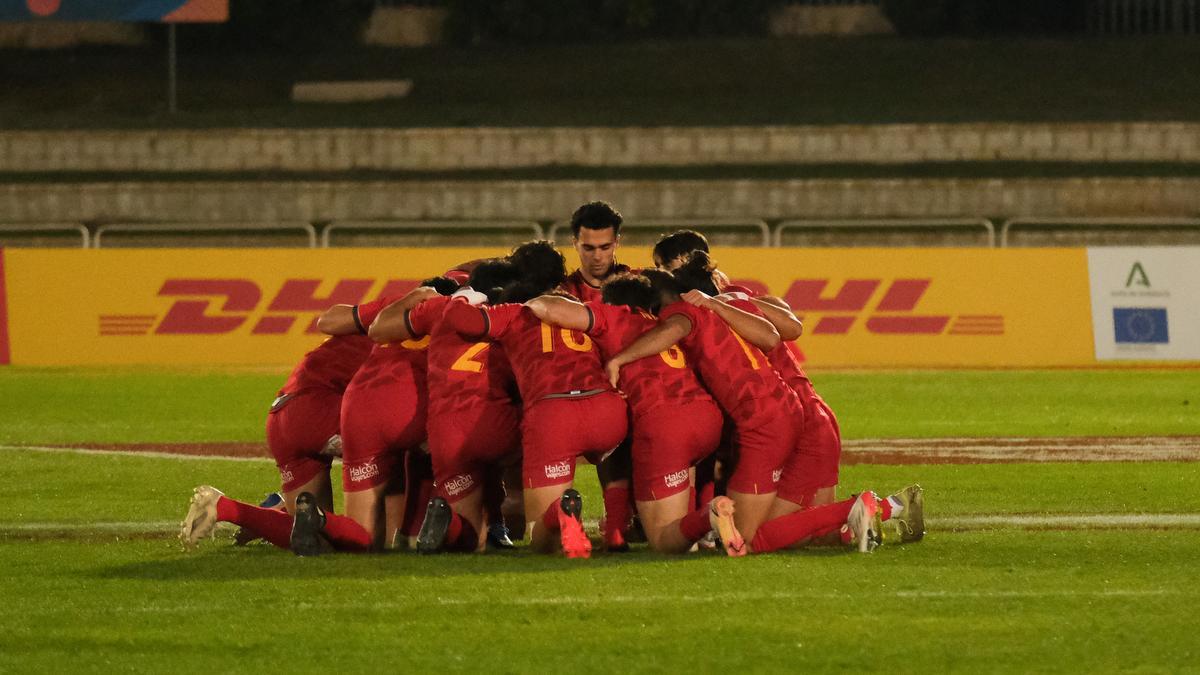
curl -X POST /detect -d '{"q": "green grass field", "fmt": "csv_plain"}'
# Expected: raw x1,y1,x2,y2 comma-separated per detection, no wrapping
1,367,1198,672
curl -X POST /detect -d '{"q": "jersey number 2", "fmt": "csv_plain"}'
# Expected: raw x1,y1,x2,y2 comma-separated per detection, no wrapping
451,342,489,373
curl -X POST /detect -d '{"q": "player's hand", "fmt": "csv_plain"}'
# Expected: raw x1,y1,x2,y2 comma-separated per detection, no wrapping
682,289,716,308
604,359,623,390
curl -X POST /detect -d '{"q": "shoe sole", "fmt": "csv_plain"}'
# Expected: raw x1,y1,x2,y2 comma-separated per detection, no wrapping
901,485,926,543
180,486,220,550
558,489,592,559
710,497,747,557
290,496,324,557
416,499,452,554
847,493,880,553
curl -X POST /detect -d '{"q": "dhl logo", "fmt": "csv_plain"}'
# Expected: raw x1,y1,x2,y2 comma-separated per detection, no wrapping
783,278,1003,335
99,278,424,336
98,276,1002,337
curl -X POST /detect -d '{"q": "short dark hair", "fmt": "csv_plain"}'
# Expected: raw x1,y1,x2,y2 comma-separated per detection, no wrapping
671,250,720,296
601,273,658,313
421,276,460,296
653,230,709,267
509,240,566,292
640,268,682,309
468,259,520,305
570,201,623,238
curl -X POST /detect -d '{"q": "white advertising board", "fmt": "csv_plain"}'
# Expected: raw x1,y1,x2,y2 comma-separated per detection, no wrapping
1087,247,1200,361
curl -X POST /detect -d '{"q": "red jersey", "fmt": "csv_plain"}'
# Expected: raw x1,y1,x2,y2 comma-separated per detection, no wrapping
658,301,795,422
279,334,373,395
560,264,634,303
585,301,714,419
724,289,811,387
406,295,516,417
445,299,610,406
351,295,429,388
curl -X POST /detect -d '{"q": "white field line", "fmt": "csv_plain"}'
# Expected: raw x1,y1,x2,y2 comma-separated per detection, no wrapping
0,444,274,463
5,513,1200,535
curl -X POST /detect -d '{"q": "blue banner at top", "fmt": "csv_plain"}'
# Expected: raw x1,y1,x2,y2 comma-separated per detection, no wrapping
1,0,227,22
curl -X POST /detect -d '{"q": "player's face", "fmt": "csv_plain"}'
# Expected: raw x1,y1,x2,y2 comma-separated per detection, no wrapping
574,227,620,280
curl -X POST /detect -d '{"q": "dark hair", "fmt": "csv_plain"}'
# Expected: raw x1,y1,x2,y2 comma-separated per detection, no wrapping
640,268,682,310
569,201,623,238
468,258,520,305
671,251,720,296
509,240,567,292
421,276,460,296
601,273,658,313
653,229,710,267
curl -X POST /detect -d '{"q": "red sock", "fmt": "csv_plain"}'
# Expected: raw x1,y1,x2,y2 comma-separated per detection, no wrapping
602,484,631,537
215,496,292,549
321,512,372,552
540,500,561,533
679,506,711,543
445,511,480,552
750,498,857,553
879,495,893,521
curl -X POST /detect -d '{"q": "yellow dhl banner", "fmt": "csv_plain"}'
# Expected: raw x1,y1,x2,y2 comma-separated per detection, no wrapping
0,247,1094,367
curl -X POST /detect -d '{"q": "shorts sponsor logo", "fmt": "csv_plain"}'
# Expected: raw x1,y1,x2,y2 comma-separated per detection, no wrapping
348,461,380,484
664,469,689,489
544,461,572,480
444,474,474,496
772,469,783,483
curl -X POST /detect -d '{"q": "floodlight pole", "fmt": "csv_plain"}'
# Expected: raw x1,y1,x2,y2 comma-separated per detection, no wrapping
167,23,178,114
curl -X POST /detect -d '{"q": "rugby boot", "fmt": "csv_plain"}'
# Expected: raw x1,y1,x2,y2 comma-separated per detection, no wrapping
416,497,453,554
233,491,284,546
709,496,747,557
883,484,925,544
605,525,630,553
842,491,882,553
180,485,223,550
486,522,516,549
557,489,592,559
290,492,331,557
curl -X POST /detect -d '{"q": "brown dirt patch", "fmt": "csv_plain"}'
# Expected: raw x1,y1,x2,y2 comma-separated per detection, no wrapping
842,436,1200,464
55,442,269,459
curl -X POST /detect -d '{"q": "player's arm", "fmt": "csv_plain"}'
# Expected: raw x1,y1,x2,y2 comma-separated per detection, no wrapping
316,305,360,336
683,290,779,351
524,295,591,332
749,296,802,340
443,293,492,339
604,314,691,388
365,286,440,343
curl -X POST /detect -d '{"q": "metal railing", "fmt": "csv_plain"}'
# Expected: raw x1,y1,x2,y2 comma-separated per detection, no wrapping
548,219,772,248
1088,0,1200,34
0,223,90,248
1000,216,1200,247
321,220,543,248
775,218,996,248
94,222,317,248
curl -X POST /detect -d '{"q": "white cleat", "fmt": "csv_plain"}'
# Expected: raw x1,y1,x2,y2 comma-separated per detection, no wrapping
844,491,882,554
180,485,224,550
709,496,747,557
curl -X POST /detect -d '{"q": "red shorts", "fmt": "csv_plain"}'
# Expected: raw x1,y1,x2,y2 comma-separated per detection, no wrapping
340,377,427,492
265,388,340,492
521,392,629,489
632,400,723,502
778,391,842,505
726,397,800,495
428,403,521,504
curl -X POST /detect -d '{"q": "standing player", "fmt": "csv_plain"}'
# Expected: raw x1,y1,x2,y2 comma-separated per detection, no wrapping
369,259,524,553
444,241,629,558
525,274,741,555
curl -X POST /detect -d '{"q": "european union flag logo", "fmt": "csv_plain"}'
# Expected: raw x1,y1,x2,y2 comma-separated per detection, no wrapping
1113,308,1169,344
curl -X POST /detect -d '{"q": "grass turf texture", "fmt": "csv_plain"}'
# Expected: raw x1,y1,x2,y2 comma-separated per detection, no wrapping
1,449,1197,672
7,37,1200,129
1,367,1197,444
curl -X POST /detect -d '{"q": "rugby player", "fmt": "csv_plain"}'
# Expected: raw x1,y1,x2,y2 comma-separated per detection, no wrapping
655,232,925,545
605,260,885,553
444,241,629,558
370,259,524,553
525,274,741,554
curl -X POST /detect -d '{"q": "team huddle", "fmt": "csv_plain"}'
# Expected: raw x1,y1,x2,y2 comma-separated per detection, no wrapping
180,201,925,559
